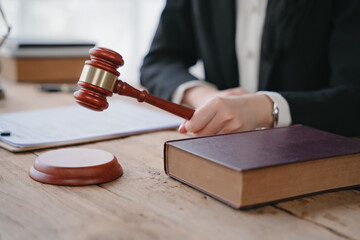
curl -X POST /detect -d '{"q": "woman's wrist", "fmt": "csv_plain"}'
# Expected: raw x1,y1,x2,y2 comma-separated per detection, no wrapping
182,85,219,108
254,94,275,129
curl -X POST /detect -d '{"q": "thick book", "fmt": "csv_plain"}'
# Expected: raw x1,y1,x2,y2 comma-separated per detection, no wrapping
164,125,360,209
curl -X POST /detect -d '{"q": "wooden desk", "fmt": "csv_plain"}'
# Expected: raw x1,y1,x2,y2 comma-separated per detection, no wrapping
0,80,359,240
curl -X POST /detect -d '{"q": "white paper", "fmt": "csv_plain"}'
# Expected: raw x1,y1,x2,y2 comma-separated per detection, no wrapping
0,100,182,147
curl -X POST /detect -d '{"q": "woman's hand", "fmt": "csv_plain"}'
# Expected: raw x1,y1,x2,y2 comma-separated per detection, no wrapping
179,93,274,137
182,85,247,108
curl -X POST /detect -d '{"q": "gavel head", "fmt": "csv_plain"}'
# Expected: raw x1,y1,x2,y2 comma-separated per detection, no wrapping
73,47,124,111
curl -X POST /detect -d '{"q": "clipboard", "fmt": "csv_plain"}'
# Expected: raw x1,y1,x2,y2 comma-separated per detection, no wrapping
0,100,182,152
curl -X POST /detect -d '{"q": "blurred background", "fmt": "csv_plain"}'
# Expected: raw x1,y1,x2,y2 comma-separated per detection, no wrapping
1,0,166,85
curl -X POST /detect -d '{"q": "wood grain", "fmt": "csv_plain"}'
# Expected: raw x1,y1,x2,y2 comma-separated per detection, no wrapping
0,79,359,239
0,149,195,240
276,190,360,240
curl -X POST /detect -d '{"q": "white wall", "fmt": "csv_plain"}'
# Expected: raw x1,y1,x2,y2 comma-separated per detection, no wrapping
1,0,166,85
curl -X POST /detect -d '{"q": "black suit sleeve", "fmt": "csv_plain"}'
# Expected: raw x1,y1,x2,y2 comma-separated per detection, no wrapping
140,0,199,101
280,1,360,136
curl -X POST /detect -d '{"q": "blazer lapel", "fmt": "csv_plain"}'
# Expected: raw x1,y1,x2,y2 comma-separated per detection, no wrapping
259,0,280,90
210,0,239,89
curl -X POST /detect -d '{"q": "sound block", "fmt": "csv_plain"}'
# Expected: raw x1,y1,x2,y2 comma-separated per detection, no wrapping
29,148,123,186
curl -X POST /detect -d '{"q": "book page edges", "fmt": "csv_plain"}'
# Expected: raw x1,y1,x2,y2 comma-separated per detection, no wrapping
165,144,243,207
241,153,360,206
165,143,360,209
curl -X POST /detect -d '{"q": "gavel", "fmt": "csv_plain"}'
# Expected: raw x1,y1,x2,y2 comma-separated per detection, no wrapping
73,47,194,120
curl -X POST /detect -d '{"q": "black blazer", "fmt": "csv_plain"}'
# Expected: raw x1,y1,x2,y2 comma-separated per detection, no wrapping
140,0,360,136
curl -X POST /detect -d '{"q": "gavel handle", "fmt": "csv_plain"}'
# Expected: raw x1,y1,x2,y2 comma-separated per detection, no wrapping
115,81,194,120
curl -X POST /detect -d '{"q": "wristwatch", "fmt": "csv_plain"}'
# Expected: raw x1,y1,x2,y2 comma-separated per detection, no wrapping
272,102,279,128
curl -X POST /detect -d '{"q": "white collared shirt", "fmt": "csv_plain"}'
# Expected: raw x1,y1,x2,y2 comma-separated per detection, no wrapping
172,0,292,127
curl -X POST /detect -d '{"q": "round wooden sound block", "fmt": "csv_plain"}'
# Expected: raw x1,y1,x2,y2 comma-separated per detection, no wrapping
29,148,123,186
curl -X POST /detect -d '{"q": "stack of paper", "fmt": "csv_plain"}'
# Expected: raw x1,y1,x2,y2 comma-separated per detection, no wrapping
0,100,182,152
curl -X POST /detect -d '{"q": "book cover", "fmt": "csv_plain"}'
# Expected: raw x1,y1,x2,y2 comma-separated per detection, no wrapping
164,125,360,209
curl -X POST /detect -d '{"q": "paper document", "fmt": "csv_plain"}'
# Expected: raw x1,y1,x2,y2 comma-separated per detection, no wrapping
0,100,182,152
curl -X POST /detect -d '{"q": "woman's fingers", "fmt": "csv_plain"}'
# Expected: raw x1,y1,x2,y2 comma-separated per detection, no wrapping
178,120,188,134
184,103,216,133
193,96,246,136
179,94,274,137
184,97,237,136
191,111,228,136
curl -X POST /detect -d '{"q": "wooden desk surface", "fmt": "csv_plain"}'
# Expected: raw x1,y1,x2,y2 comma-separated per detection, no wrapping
0,80,359,240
